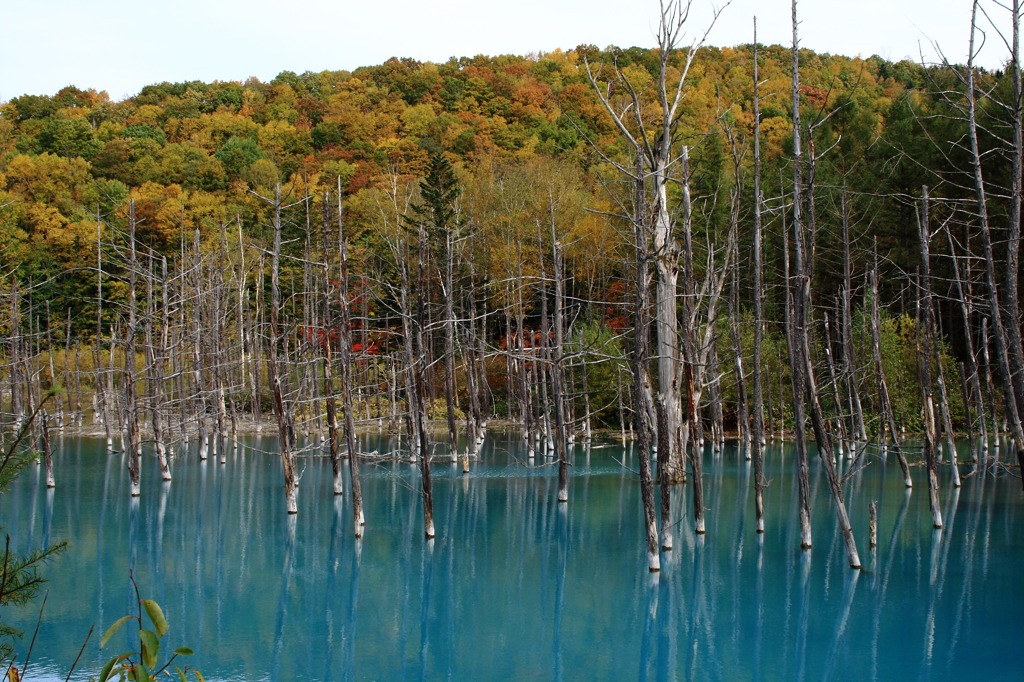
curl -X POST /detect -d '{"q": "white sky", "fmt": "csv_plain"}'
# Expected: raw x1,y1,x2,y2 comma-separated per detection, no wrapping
0,0,1011,102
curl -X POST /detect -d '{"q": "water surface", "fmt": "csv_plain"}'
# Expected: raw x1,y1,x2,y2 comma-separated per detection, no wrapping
3,432,1021,680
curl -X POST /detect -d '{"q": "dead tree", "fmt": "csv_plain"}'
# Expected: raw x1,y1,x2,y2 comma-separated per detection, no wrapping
41,409,54,488
8,282,24,432
145,255,171,481
336,184,365,534
462,221,484,473
585,0,726,498
262,184,299,514
632,154,660,571
789,0,861,568
415,225,436,539
443,226,459,465
839,191,868,443
868,247,912,486
191,228,209,460
552,233,570,504
751,20,767,533
945,224,988,454
95,209,112,449
917,188,944,528
965,0,1024,481
782,67,814,551
125,198,142,497
320,191,344,496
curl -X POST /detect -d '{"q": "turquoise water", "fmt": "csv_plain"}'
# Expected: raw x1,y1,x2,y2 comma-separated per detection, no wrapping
2,432,1021,680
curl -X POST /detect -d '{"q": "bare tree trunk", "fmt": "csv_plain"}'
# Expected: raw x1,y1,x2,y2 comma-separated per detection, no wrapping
840,191,867,442
415,225,435,539
552,235,569,504
320,190,343,496
791,5,859,567
823,313,848,456
443,228,459,464
95,209,112,449
192,229,209,460
787,7,813,550
9,282,24,432
536,221,553,457
337,184,364,534
41,410,54,489
1005,0,1024,473
966,0,1024,477
935,342,961,486
982,318,1000,447
632,161,660,572
869,252,912,486
125,199,142,497
146,255,171,481
462,222,482,473
707,337,725,453
729,235,750,457
578,327,593,444
751,21,767,533
917,188,944,528
946,224,987,454
266,184,299,514
684,359,706,535
515,252,534,459
398,241,419,456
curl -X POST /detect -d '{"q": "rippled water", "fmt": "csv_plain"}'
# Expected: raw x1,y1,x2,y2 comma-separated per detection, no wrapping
2,431,1021,680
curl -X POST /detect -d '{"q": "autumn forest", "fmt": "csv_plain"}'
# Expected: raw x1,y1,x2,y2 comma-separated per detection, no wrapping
2,0,1023,555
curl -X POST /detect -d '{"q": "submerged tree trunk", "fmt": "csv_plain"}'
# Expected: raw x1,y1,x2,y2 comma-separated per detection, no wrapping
415,226,436,539
633,191,660,572
917,188,944,528
552,235,569,504
95,210,113,450
125,198,142,498
869,252,912,486
337,184,364,533
41,410,54,489
751,21,767,533
840,191,867,443
966,0,1024,482
443,228,459,465
787,6,813,551
146,255,171,482
266,185,299,514
791,1,860,567
320,191,343,497
946,224,988,455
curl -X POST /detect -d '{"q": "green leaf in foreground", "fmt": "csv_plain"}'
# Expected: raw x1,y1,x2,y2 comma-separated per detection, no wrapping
99,615,134,648
139,628,160,669
142,599,168,637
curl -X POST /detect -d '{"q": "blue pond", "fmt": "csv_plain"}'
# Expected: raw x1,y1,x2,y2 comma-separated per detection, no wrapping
2,431,1022,680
